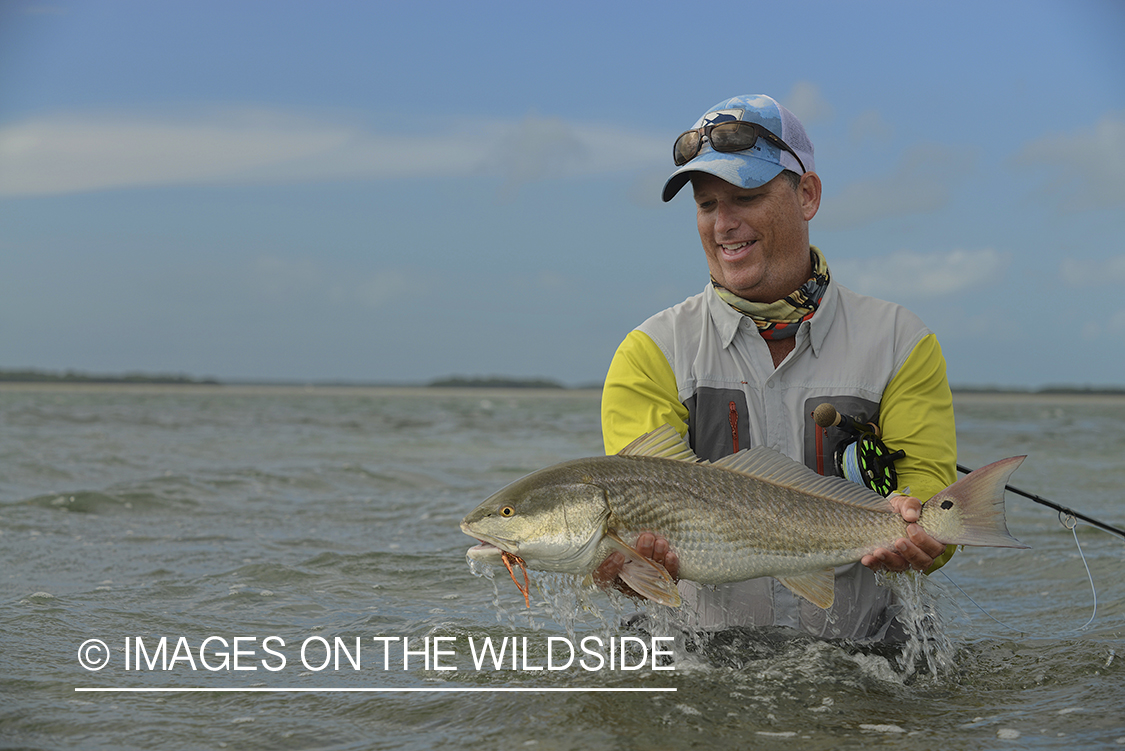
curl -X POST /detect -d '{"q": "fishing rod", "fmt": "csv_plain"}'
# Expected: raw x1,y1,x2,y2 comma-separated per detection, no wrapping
813,403,1125,541
815,402,1118,634
955,463,1125,541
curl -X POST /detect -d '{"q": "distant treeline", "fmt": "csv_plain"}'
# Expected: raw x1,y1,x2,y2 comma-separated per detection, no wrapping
0,369,219,385
954,385,1125,396
426,376,567,389
428,378,1125,394
2,369,1121,394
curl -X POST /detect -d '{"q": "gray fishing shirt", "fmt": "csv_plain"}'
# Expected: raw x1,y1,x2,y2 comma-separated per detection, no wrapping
602,277,957,641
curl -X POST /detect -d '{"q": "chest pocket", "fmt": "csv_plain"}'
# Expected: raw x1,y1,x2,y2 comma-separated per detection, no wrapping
684,387,750,462
802,395,881,476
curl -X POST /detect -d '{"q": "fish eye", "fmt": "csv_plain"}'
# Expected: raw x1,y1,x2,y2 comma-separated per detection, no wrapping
500,506,515,517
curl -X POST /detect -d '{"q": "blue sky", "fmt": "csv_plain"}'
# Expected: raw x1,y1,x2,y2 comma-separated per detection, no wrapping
1,0,1123,388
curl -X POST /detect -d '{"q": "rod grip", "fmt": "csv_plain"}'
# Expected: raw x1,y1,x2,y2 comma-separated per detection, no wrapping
813,403,881,438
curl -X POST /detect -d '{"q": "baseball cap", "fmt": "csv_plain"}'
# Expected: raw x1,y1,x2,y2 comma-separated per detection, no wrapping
662,94,815,202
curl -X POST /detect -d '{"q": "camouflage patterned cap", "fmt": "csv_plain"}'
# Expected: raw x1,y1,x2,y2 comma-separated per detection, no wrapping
662,94,815,202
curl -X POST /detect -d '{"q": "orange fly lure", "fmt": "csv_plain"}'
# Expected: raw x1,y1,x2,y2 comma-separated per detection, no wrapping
500,551,531,608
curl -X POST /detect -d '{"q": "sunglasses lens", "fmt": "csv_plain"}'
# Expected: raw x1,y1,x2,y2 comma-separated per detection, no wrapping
673,131,701,166
709,122,759,153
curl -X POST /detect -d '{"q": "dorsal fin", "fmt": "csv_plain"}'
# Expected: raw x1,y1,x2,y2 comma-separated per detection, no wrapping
713,446,894,513
618,424,700,463
620,426,894,513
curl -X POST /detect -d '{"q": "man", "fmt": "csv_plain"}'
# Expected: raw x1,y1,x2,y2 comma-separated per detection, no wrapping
598,94,957,641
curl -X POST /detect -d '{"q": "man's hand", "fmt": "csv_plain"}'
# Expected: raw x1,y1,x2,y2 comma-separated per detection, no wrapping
862,494,947,573
591,532,679,597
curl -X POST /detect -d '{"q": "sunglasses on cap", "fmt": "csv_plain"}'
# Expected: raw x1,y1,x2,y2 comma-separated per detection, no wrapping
672,120,807,173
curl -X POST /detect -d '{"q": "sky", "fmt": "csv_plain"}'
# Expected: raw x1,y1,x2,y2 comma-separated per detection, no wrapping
1,0,1123,389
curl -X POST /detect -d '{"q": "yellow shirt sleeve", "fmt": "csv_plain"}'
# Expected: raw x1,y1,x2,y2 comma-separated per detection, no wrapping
601,330,689,455
880,332,959,571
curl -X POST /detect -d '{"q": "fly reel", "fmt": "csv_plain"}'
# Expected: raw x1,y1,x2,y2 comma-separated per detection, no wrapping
835,433,904,496
814,403,906,496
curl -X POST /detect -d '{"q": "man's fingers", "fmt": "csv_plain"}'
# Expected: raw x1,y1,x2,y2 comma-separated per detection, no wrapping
592,552,624,587
594,533,680,590
864,497,943,573
909,524,946,558
664,549,680,579
634,532,656,559
863,548,905,572
891,494,922,523
863,541,931,573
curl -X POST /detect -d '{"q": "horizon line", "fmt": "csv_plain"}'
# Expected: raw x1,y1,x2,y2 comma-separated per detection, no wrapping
75,686,676,693
2,368,1124,394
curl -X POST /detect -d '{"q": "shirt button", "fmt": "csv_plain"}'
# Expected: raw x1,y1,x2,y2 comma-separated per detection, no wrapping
767,380,775,389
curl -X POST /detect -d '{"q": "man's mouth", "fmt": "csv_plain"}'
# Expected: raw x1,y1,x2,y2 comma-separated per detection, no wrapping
719,240,755,259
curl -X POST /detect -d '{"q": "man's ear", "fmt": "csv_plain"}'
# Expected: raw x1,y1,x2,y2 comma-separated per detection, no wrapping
798,171,822,221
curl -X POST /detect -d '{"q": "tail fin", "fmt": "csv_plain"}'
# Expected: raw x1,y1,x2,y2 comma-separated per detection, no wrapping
930,456,1030,549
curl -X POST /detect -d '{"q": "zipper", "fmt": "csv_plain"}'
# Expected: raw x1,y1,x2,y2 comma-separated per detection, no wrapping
815,421,825,475
728,401,739,453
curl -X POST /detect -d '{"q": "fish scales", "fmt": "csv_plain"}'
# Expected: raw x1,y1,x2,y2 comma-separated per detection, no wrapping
584,454,910,582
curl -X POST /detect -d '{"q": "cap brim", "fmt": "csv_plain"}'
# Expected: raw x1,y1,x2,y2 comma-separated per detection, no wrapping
662,150,786,202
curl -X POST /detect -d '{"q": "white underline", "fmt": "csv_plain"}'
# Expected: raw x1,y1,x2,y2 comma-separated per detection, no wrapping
75,687,675,693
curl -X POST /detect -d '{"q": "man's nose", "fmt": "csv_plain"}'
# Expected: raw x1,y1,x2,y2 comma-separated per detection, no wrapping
714,202,741,234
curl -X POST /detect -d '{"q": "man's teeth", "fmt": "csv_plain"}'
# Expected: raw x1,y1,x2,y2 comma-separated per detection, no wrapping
721,242,749,251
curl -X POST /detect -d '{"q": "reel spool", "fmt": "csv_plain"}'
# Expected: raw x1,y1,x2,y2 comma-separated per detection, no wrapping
835,433,904,496
814,403,905,496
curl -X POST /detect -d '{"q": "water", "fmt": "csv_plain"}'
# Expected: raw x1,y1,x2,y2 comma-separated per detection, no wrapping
1,385,1122,749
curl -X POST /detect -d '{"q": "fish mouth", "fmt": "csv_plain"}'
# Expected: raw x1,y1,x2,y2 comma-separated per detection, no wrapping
465,540,509,563
461,522,518,561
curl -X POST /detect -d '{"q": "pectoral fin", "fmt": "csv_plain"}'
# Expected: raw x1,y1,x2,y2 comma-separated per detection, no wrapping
605,530,681,607
775,570,835,610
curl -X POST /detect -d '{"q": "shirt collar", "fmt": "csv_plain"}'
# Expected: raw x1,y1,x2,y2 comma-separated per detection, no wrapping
705,284,746,348
705,278,838,355
806,278,836,356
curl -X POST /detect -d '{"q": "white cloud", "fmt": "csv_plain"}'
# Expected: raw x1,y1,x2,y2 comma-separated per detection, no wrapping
832,248,1011,300
1011,111,1125,211
1080,310,1125,341
782,82,834,124
1059,254,1125,287
0,108,667,197
848,109,894,146
815,143,974,229
347,271,409,309
489,115,588,186
483,114,667,193
0,110,349,195
251,256,320,299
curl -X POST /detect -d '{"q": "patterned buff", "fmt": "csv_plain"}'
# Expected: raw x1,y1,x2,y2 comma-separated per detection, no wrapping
712,246,831,340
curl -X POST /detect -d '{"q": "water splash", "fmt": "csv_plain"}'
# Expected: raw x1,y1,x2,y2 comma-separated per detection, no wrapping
468,554,961,683
467,556,641,640
876,570,959,681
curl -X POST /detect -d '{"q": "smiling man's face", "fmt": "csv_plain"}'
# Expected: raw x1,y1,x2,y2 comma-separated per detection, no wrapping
692,170,821,302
